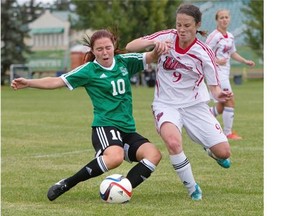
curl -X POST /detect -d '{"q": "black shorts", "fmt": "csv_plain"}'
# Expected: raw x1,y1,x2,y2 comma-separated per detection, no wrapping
91,126,150,162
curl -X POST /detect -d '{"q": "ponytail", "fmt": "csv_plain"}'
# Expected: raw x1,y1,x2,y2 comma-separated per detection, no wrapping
197,30,208,37
83,51,95,63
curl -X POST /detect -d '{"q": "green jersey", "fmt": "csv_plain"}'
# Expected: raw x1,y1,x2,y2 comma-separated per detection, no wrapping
61,53,146,133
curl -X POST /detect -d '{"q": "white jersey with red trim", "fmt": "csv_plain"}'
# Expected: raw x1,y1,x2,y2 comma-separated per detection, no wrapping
206,29,236,80
143,29,219,108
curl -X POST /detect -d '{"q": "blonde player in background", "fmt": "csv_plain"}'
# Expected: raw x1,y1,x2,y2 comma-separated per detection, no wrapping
206,9,255,140
126,3,232,201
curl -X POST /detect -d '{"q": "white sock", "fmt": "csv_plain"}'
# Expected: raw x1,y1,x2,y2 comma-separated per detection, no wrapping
170,152,196,196
223,107,234,135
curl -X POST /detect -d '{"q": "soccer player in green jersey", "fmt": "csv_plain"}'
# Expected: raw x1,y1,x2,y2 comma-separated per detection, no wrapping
11,29,163,201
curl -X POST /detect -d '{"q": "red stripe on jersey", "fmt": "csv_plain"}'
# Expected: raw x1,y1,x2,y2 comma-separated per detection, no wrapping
142,29,177,40
196,40,220,85
195,67,204,87
185,53,204,88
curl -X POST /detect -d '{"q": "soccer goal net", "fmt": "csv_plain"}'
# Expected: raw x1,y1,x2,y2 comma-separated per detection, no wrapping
10,64,32,83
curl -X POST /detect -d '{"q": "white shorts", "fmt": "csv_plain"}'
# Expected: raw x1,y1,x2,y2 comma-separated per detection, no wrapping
152,102,228,149
210,78,232,102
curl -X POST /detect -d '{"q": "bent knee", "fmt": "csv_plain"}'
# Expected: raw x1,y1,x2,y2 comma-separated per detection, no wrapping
146,147,162,165
165,138,182,154
108,155,124,169
217,150,231,159
138,143,162,165
210,142,231,159
153,149,162,165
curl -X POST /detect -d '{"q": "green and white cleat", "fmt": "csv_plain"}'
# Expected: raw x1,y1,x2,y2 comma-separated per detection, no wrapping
191,183,202,201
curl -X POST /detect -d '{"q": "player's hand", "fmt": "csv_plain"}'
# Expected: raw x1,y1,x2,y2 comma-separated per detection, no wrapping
153,40,172,55
216,58,228,65
216,90,233,102
244,59,255,67
11,78,29,90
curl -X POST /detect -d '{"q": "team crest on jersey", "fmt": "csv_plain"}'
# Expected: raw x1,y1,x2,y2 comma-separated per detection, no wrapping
163,56,192,71
223,45,232,54
120,67,128,76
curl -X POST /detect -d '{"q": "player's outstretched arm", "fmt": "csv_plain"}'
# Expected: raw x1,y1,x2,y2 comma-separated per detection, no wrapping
126,38,154,52
231,52,255,67
11,77,66,90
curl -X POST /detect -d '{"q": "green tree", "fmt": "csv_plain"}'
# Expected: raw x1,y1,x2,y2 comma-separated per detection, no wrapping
242,0,263,60
71,0,181,49
19,0,46,23
1,0,32,85
53,0,72,11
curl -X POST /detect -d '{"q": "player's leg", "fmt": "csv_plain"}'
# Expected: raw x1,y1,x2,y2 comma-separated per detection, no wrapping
222,97,241,139
47,126,124,201
124,133,161,188
153,105,201,200
220,80,242,140
182,103,231,169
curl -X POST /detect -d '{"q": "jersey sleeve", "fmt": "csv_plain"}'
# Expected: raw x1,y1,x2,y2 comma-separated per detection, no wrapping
61,62,91,90
202,46,219,86
118,53,145,77
142,29,176,42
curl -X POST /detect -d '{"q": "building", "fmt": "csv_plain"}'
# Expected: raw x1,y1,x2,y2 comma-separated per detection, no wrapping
26,10,93,76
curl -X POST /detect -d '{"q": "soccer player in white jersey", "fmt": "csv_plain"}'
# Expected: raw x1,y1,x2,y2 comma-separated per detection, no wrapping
11,29,164,201
206,9,255,140
126,4,233,201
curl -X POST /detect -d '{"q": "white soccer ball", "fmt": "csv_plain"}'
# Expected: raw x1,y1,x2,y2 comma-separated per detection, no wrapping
99,174,133,203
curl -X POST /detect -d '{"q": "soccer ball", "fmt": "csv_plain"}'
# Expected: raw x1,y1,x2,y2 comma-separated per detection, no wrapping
99,174,133,203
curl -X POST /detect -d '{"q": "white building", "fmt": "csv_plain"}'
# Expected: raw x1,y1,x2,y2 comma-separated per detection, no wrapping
27,10,70,51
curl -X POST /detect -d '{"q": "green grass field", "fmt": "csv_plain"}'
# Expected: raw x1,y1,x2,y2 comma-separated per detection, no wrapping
1,79,263,216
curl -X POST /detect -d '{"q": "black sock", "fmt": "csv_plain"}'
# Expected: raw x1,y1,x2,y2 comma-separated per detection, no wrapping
126,160,155,188
65,156,107,188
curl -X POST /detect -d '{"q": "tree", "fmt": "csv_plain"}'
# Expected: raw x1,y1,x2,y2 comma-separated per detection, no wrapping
19,0,46,24
1,0,32,85
242,0,263,60
71,0,181,49
53,0,73,11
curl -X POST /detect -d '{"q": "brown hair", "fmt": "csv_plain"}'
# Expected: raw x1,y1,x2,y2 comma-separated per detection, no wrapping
176,3,208,37
82,28,126,63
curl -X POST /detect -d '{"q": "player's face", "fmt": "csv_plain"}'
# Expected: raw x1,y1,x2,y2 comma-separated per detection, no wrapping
217,10,230,30
92,37,115,68
176,13,200,47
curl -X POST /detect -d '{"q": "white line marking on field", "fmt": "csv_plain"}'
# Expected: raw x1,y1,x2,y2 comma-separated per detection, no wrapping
32,149,92,158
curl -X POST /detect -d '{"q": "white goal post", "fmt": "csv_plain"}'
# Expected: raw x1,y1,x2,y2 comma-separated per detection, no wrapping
10,64,32,83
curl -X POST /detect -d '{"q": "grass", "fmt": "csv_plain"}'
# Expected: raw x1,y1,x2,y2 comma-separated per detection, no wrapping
1,79,263,216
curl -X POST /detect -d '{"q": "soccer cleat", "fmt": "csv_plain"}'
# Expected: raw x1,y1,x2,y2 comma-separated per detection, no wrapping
216,158,231,168
191,183,202,201
47,179,69,201
226,132,242,140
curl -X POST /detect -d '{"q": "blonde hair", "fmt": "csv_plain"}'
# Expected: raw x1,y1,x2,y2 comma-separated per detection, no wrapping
215,9,230,20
